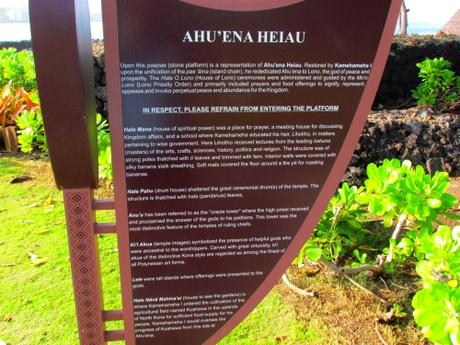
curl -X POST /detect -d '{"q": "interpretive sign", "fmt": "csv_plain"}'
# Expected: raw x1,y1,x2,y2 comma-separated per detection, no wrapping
30,0,401,344
102,0,402,344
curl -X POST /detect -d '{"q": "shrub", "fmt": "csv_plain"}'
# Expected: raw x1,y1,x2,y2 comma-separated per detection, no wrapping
304,183,367,262
16,109,48,153
97,114,112,181
0,82,39,128
295,159,460,345
412,57,460,111
0,48,37,91
0,82,40,151
297,159,458,267
412,225,460,345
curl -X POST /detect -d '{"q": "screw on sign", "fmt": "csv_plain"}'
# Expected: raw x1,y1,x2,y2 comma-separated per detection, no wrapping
29,0,402,344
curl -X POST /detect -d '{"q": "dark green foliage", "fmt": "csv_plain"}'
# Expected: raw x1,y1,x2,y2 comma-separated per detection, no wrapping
304,183,367,262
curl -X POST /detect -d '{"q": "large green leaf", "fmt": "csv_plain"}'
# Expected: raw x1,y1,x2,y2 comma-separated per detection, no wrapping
413,285,459,345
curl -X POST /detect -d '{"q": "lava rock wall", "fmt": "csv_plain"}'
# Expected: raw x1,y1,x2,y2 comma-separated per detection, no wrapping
2,38,460,180
5,37,460,116
375,36,460,108
344,111,460,184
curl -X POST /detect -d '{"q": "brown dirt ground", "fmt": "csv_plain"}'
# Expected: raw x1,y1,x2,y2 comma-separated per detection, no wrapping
276,179,459,345
446,178,460,227
448,178,460,199
278,267,426,345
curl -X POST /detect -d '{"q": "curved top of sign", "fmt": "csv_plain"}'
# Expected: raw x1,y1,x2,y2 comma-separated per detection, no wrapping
180,0,304,11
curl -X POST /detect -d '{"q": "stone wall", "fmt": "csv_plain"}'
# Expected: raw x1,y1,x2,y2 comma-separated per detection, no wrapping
91,37,460,116
375,35,460,108
4,36,460,115
0,40,32,51
91,38,460,183
343,110,460,185
93,41,107,117
2,38,460,180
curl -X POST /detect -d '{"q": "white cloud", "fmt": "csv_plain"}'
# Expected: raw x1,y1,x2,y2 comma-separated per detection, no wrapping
88,0,102,14
0,0,27,8
405,0,459,25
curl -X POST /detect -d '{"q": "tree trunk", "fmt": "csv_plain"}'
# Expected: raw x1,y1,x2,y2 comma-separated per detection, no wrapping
0,126,18,152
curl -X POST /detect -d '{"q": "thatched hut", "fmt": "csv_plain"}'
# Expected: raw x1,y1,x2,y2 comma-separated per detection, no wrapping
441,10,460,35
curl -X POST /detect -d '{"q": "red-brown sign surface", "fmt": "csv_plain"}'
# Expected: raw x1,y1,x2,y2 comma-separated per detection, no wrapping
103,0,401,344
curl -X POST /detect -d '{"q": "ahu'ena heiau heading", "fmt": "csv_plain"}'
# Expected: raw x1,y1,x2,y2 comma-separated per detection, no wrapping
183,30,306,44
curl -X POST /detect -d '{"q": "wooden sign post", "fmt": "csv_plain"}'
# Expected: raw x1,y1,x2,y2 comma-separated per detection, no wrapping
29,0,402,344
29,0,111,344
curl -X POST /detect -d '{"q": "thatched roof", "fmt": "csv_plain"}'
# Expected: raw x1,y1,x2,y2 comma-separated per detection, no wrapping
441,10,460,35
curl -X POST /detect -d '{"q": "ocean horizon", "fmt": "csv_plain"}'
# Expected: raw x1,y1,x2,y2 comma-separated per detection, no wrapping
0,22,443,43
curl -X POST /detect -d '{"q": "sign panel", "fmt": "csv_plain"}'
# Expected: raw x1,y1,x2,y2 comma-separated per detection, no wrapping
103,0,401,343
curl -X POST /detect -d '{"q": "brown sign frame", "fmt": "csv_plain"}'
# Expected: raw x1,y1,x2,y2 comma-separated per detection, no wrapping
102,0,402,344
28,0,403,343
29,0,98,189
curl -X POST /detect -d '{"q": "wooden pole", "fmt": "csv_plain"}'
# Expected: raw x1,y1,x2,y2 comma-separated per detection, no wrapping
63,189,105,345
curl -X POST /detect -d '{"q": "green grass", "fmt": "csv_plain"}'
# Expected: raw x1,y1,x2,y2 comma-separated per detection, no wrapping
219,292,330,345
0,156,326,345
0,158,79,344
0,157,123,344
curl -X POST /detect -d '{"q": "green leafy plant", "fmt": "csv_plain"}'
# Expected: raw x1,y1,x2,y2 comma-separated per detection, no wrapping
412,57,460,111
99,146,113,181
0,48,37,91
293,242,322,266
296,160,458,267
16,110,48,153
292,160,459,344
356,159,457,270
412,226,460,345
362,160,457,227
315,182,367,262
352,249,368,266
0,82,40,151
392,303,408,318
296,182,367,264
359,159,412,227
97,114,112,181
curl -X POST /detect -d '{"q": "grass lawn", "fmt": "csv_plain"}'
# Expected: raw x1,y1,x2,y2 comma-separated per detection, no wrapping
0,155,332,345
2,154,443,344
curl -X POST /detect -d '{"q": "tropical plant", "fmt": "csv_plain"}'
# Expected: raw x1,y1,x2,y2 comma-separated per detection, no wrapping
360,160,457,269
412,57,460,111
301,183,367,263
97,114,112,181
293,160,459,345
0,47,37,91
412,225,460,345
296,159,458,269
0,82,40,151
0,82,39,127
16,110,48,153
